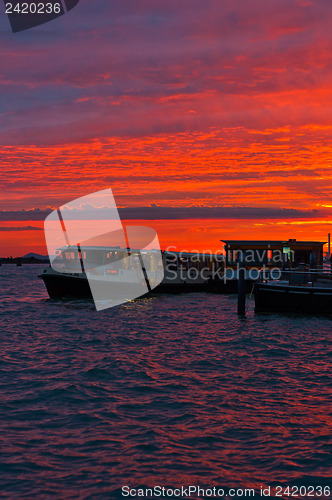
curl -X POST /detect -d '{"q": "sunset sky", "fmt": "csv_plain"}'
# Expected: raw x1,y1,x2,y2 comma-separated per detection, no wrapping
1,0,332,256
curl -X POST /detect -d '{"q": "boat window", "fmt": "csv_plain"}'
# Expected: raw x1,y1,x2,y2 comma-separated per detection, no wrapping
63,251,77,260
167,264,177,271
84,250,104,265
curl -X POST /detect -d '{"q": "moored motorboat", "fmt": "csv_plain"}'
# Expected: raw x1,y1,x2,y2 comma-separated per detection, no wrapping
255,269,332,315
39,245,224,300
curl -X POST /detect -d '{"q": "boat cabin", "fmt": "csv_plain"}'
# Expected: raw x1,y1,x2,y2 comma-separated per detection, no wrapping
53,246,224,283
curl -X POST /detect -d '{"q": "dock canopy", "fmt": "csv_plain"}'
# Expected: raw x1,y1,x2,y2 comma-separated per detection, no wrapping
222,239,326,268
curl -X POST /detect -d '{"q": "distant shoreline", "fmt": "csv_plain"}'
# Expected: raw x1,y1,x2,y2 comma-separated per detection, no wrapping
0,256,49,265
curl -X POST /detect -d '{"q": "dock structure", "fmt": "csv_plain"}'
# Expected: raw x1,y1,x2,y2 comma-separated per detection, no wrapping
222,239,326,270
220,239,328,314
214,239,326,295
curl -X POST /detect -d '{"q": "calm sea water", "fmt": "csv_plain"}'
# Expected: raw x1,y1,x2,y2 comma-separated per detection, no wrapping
0,265,331,499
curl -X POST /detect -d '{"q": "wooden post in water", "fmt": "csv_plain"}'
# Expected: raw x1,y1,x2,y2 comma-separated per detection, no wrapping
237,252,246,316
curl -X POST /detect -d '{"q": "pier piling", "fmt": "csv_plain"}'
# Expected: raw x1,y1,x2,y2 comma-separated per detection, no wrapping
237,253,246,316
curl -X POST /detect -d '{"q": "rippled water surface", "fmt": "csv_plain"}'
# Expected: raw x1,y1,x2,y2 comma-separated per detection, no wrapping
0,265,331,499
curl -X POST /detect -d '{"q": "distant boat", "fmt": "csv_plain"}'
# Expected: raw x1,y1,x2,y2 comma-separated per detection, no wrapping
16,262,22,267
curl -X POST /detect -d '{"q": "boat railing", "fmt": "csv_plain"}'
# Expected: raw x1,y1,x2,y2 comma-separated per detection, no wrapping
258,267,332,286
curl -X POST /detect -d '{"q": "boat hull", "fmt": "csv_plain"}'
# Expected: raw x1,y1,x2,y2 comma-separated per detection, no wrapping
40,271,210,300
41,272,93,299
255,282,332,315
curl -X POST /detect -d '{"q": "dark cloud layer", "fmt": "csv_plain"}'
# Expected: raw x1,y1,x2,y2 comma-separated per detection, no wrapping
0,209,52,221
0,225,43,231
1,206,330,222
118,206,330,221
